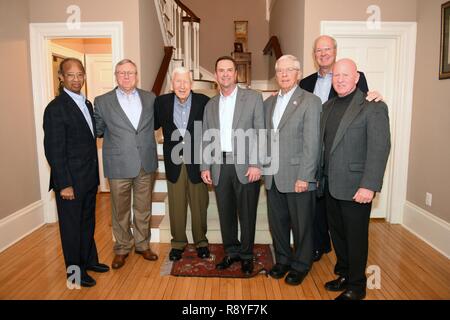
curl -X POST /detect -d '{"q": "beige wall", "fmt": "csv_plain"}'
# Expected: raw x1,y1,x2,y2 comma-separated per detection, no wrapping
302,0,417,75
183,0,270,80
407,0,450,222
0,0,41,219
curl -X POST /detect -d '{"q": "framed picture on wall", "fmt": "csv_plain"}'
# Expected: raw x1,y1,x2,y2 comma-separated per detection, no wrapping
440,1,450,79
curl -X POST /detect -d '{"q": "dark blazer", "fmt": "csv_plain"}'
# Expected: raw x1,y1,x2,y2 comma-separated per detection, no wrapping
154,91,210,184
300,71,369,99
43,90,99,194
319,89,391,201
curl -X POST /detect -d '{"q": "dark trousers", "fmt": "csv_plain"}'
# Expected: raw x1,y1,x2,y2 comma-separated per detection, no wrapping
214,163,260,260
325,183,371,291
313,196,332,253
55,185,99,275
267,183,315,272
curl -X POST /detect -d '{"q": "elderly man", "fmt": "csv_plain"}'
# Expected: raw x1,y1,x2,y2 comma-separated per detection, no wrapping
264,55,321,285
43,58,109,287
200,56,265,275
154,67,210,261
300,35,382,262
320,59,390,300
94,59,159,269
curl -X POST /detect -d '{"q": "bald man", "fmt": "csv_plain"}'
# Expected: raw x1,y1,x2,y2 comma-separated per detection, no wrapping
319,59,390,300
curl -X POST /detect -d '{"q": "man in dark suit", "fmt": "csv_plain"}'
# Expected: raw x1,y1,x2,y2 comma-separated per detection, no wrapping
299,35,382,262
200,56,265,275
43,58,109,288
320,59,390,300
154,67,210,261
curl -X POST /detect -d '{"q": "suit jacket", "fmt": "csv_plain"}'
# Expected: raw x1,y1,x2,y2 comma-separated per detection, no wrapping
300,71,369,99
263,87,322,192
94,88,158,179
154,91,210,184
200,87,265,186
43,90,99,193
319,89,391,201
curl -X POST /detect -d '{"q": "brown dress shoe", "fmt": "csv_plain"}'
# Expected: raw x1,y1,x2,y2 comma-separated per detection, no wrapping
136,249,158,261
111,253,128,269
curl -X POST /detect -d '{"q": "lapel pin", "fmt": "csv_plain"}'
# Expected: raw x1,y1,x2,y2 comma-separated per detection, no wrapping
293,100,298,106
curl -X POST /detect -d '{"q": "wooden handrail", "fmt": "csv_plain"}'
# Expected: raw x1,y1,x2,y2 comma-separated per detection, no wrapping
175,0,201,23
263,36,283,60
152,46,174,96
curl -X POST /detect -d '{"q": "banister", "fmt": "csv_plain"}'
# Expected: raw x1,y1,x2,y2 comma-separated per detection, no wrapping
263,36,283,60
152,46,174,96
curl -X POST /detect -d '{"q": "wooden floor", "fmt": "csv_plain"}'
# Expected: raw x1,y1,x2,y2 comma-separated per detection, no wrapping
0,193,449,300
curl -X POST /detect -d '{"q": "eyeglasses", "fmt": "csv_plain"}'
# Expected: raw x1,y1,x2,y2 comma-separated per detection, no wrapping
315,47,334,54
116,71,137,77
64,73,85,80
275,67,299,74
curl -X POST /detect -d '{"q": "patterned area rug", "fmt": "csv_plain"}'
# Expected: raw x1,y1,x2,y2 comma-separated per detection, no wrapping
170,244,274,278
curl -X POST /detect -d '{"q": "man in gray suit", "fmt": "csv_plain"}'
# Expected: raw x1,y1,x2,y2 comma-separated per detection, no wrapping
200,56,265,275
320,59,390,300
264,55,322,286
94,59,159,269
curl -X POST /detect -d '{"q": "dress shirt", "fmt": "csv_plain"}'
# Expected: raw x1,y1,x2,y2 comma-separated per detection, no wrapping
218,86,238,152
115,88,142,130
64,87,94,136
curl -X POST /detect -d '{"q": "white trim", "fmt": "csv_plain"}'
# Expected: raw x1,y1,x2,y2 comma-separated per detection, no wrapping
29,22,124,223
403,201,450,259
199,66,215,81
154,0,170,46
321,21,417,224
0,201,45,253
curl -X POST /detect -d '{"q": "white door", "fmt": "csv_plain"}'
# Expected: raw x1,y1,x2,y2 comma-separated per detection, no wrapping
335,37,396,218
85,54,114,192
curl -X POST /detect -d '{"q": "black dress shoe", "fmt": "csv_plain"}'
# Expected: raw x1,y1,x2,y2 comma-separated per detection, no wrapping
216,256,240,270
241,259,254,275
325,276,348,292
86,263,110,273
335,289,366,300
80,273,96,287
284,270,308,286
169,248,184,261
313,250,324,262
268,263,290,279
196,246,210,259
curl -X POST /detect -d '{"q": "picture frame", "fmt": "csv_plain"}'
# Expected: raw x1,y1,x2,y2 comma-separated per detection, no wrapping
440,1,450,79
234,42,243,53
234,21,248,38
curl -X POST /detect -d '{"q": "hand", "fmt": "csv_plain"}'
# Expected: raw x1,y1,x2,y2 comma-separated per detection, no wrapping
366,90,383,102
294,180,308,193
353,188,375,204
60,187,75,200
201,170,213,185
245,167,261,183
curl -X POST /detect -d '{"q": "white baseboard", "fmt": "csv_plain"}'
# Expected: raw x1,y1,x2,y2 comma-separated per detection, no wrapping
0,201,45,253
402,201,450,259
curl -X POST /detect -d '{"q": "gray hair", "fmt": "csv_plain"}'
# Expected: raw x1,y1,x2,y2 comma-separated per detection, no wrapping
115,59,138,73
171,66,192,82
313,35,338,50
275,54,301,71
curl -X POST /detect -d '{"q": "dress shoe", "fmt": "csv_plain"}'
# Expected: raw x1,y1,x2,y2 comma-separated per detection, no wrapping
169,248,184,261
196,246,210,259
216,256,240,270
111,253,128,269
325,276,348,292
313,250,324,262
335,289,366,300
284,270,308,286
86,263,110,273
241,259,254,275
268,263,291,279
80,273,96,287
136,249,158,261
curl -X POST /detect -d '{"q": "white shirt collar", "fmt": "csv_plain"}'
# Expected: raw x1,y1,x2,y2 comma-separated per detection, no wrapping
64,87,85,102
278,85,297,98
220,85,238,99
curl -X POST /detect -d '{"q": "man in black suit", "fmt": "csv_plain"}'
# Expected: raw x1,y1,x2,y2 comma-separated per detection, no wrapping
154,67,210,261
43,58,109,288
299,35,382,262
320,59,390,300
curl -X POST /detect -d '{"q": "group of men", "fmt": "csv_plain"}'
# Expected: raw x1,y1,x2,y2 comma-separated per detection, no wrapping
43,35,390,300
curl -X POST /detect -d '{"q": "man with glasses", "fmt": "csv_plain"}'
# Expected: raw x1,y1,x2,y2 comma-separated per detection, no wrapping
264,55,321,285
43,58,109,288
94,59,159,269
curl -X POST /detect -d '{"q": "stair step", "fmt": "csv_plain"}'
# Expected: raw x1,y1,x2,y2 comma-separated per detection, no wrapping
152,192,167,203
154,179,167,192
155,172,166,180
150,215,164,228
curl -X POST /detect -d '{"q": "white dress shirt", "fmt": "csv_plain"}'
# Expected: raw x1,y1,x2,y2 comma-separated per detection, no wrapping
218,86,238,152
272,86,297,130
116,88,142,130
313,71,333,104
64,87,94,136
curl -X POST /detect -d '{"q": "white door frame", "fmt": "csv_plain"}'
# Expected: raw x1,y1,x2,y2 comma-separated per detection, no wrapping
29,22,123,223
321,21,417,224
